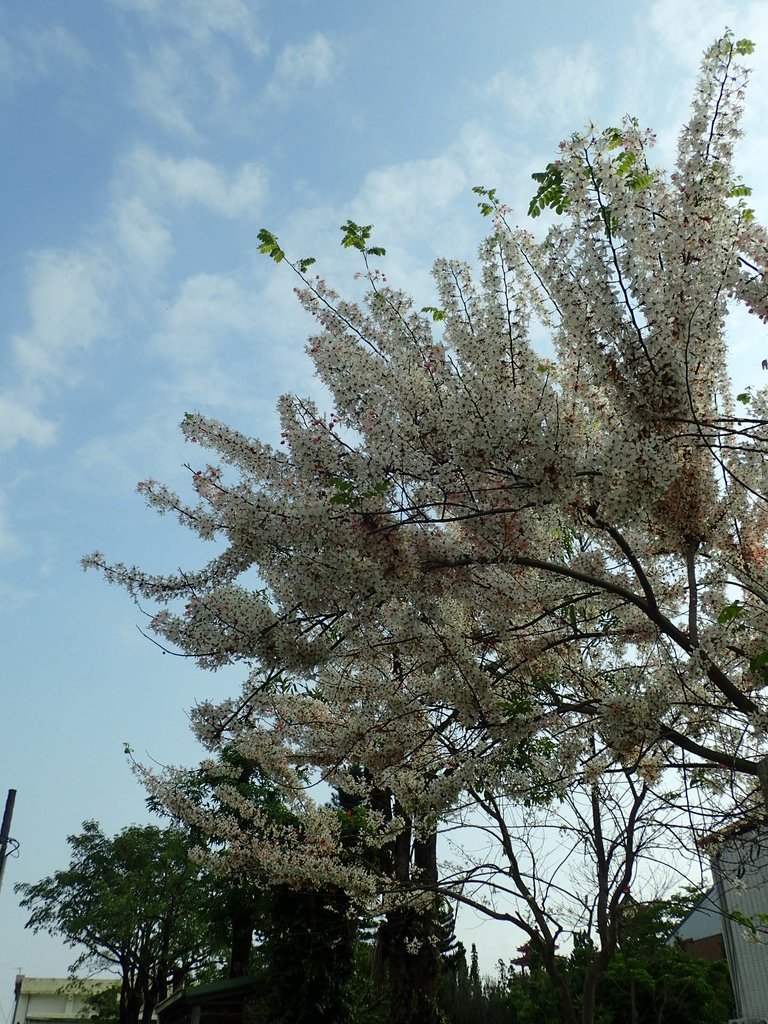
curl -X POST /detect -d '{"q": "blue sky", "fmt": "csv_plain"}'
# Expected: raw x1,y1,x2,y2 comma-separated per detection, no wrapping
2,0,768,1010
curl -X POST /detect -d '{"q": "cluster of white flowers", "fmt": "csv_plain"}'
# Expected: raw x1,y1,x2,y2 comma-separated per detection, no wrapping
86,36,768,908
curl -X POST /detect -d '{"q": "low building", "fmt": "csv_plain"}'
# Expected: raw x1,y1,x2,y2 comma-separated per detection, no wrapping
673,887,726,962
12,975,116,1024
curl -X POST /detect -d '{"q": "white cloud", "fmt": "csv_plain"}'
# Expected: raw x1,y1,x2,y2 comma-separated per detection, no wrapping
23,24,91,76
266,33,335,102
126,44,200,140
646,1,759,66
0,246,113,453
12,250,113,384
0,494,20,558
156,272,255,366
354,155,469,251
125,42,246,141
0,393,56,452
146,270,277,411
0,23,90,85
113,0,266,139
112,196,173,276
108,0,265,57
484,44,601,130
125,146,269,219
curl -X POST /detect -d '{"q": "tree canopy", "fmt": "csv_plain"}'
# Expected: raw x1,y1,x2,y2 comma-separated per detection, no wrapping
86,32,767,1024
15,822,221,1024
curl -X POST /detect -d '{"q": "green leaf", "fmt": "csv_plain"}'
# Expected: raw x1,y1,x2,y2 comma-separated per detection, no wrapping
366,245,387,257
749,651,768,677
421,306,447,322
614,150,636,176
734,38,755,56
340,220,373,251
528,163,569,219
731,908,758,934
629,171,654,191
473,184,500,217
737,392,751,405
717,601,743,624
297,257,316,274
257,228,286,264
604,126,623,151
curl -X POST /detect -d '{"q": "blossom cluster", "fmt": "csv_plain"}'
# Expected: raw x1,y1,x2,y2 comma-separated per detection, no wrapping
85,36,768,905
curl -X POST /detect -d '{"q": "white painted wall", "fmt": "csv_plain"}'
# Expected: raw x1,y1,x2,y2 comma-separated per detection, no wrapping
712,828,768,1023
12,975,116,1024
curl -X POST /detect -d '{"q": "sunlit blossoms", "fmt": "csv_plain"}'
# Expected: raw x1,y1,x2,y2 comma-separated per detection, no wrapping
88,35,768,907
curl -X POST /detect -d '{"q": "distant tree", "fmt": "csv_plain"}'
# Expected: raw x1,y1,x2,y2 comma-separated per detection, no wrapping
74,983,120,1024
483,894,734,1024
597,896,734,1024
15,822,222,1024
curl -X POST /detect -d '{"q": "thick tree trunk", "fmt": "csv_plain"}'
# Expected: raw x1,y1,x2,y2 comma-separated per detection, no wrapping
118,977,142,1024
580,964,600,1024
374,794,441,1024
537,943,578,1024
229,904,255,978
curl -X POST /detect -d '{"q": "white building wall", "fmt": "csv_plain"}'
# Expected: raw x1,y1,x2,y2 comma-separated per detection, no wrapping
12,976,116,1024
712,829,768,1023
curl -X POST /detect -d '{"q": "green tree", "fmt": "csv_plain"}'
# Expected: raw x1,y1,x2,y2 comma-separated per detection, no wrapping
74,983,121,1024
598,897,734,1024
483,895,735,1024
15,822,222,1024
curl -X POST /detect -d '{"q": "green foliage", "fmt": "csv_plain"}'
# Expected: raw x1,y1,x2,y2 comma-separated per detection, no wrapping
257,884,357,1024
528,163,570,218
468,896,734,1024
257,228,286,264
728,906,768,935
472,185,500,218
421,305,447,321
257,229,316,274
733,37,755,56
749,650,768,682
339,220,386,257
727,180,755,220
148,748,299,980
717,600,744,624
15,822,223,1024
328,476,389,508
75,984,121,1024
259,220,387,283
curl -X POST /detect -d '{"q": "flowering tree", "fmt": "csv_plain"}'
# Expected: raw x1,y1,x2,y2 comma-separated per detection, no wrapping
89,31,768,801
87,32,768,1021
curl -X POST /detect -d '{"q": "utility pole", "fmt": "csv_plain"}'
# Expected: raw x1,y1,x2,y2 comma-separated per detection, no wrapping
0,789,17,894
